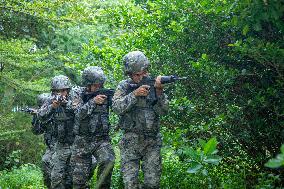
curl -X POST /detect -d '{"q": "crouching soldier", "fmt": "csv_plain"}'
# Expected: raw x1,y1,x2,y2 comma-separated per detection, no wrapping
112,51,169,189
31,93,57,189
71,66,115,189
38,75,77,189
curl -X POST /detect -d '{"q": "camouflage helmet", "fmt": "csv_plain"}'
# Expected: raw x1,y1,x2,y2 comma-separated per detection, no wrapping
51,75,71,90
82,66,106,86
123,51,150,75
37,93,50,106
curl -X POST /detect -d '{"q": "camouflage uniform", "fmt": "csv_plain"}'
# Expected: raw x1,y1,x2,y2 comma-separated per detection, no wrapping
112,51,169,189
38,75,77,189
71,66,115,189
32,93,57,189
32,94,53,188
41,125,57,189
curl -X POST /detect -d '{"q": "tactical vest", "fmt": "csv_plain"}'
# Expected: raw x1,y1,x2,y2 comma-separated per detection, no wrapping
32,112,57,148
119,80,160,136
44,123,57,148
31,115,44,135
53,105,75,144
79,102,110,138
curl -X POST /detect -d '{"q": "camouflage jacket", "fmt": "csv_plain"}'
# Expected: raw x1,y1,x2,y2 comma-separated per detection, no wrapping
112,78,169,136
32,112,57,148
38,89,79,144
73,87,111,138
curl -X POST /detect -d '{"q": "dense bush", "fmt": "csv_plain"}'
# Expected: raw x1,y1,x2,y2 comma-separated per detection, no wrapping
0,0,283,188
0,164,44,189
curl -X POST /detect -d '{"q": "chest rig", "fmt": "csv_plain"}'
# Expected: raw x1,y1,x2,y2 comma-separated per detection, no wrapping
79,89,111,138
119,79,160,137
53,100,75,144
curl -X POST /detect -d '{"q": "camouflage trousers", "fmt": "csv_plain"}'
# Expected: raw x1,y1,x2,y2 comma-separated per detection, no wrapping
71,135,115,189
42,146,54,189
51,142,73,189
119,132,162,189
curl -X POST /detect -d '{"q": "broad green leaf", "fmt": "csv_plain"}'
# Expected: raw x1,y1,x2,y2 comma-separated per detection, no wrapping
265,158,283,168
187,163,203,174
203,137,218,155
281,144,284,153
182,147,198,160
204,156,222,165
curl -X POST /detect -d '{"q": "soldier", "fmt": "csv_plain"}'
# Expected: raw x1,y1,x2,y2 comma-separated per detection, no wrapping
71,66,115,189
31,93,56,189
38,75,77,189
112,51,169,189
31,93,50,135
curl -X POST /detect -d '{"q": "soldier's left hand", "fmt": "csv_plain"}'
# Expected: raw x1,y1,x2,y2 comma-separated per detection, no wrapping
154,76,163,89
94,95,107,104
155,76,164,96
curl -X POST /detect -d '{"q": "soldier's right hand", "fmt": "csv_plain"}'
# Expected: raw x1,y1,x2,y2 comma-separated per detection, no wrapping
134,85,150,97
51,100,60,109
94,95,107,104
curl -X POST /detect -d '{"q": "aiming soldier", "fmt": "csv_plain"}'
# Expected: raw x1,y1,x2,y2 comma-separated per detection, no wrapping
71,66,115,189
112,51,169,189
38,75,77,189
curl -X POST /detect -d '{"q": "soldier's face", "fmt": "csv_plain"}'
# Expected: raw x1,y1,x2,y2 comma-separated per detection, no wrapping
89,83,101,92
131,70,148,83
53,89,68,97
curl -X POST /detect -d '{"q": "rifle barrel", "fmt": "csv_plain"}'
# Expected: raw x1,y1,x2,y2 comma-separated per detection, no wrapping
178,77,188,80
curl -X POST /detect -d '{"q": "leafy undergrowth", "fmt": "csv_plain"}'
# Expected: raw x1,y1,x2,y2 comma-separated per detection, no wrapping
0,148,281,189
0,164,44,189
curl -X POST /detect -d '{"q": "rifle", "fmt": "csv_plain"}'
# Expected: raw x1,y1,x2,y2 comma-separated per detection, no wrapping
82,88,115,107
129,75,187,88
21,107,37,115
52,94,68,104
19,107,43,134
128,75,187,105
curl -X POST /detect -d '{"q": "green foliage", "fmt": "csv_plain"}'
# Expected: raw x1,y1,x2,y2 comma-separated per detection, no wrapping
4,150,22,169
265,144,284,168
0,39,50,168
0,0,101,170
183,137,221,174
0,0,283,188
0,164,44,189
